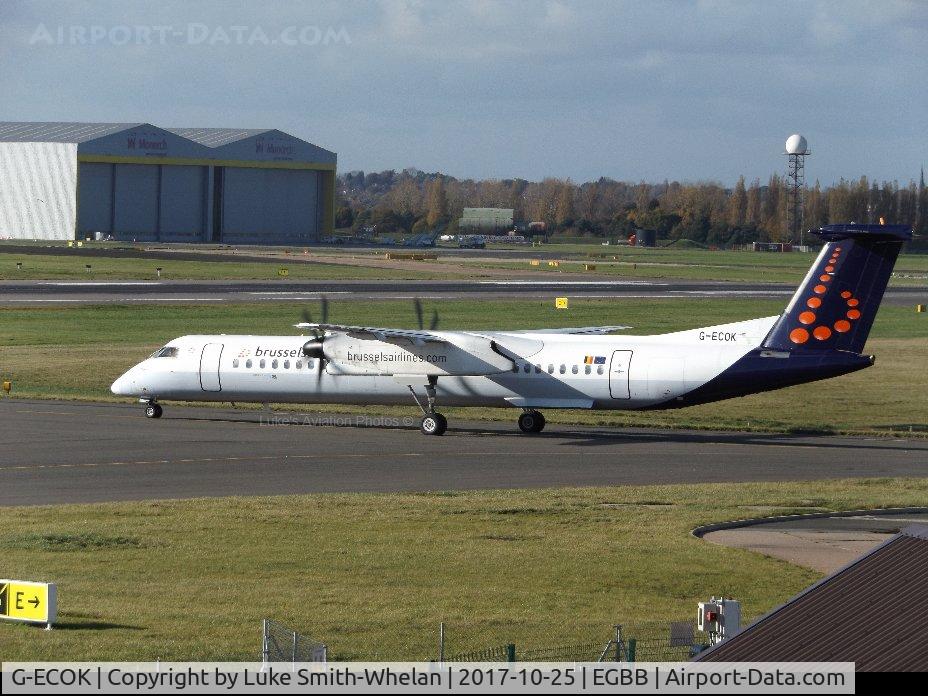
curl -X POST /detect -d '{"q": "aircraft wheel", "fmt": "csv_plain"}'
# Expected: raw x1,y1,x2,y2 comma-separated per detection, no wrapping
421,412,447,436
145,403,163,419
518,410,545,433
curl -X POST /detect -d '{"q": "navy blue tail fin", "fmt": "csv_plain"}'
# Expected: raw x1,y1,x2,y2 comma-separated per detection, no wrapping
763,223,912,354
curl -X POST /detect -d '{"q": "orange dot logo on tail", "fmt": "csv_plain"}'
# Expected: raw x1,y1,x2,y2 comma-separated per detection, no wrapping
841,291,852,299
790,328,810,344
834,320,851,333
813,326,832,341
807,297,822,309
848,298,859,307
819,274,831,282
814,284,827,294
847,309,861,320
798,311,816,325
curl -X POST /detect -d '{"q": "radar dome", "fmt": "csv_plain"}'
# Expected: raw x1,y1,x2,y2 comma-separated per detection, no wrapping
785,134,808,155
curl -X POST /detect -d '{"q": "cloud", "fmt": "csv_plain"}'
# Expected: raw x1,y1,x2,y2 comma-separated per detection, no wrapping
0,0,924,184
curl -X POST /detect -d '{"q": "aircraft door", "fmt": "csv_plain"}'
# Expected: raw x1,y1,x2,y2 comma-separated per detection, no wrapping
200,343,223,392
609,350,633,399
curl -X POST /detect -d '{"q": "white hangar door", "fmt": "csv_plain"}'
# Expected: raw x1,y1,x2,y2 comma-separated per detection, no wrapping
221,167,319,243
113,164,159,240
158,165,207,241
199,343,224,392
77,163,114,236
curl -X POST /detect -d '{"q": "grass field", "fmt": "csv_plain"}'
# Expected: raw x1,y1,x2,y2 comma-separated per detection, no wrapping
0,252,456,281
3,244,927,285
1,298,926,435
1,479,926,661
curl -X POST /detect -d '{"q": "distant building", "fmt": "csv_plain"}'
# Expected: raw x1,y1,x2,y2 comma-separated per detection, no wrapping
694,524,928,671
0,121,336,244
459,208,514,233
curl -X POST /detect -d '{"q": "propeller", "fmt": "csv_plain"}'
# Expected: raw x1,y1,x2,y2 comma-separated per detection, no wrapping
300,296,330,381
413,298,440,331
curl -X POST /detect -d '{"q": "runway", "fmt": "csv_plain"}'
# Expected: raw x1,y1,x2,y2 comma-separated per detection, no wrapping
1,399,925,507
1,278,924,306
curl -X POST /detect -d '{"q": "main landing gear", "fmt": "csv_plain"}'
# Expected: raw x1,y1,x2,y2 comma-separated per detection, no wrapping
408,380,447,436
518,409,546,434
143,400,163,419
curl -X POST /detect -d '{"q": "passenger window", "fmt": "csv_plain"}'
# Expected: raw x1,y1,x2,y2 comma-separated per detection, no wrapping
233,359,239,368
571,365,579,374
272,359,278,369
585,365,591,375
535,365,541,373
307,359,315,369
296,360,302,369
246,359,252,369
559,364,566,374
284,360,290,369
547,364,554,374
523,364,531,374
259,359,266,369
512,364,519,373
597,366,604,375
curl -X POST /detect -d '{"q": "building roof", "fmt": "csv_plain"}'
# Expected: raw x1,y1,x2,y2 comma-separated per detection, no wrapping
0,122,144,143
0,123,334,161
165,127,274,147
694,525,928,671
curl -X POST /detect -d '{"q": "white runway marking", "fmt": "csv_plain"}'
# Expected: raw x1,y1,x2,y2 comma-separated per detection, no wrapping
478,280,663,286
41,281,164,286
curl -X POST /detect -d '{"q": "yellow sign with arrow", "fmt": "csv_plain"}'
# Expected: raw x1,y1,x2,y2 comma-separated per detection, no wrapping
0,579,57,626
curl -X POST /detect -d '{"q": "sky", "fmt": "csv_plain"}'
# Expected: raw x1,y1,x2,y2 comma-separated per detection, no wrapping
1,0,925,186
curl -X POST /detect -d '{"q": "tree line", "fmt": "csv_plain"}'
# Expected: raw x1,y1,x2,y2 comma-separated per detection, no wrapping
336,168,928,245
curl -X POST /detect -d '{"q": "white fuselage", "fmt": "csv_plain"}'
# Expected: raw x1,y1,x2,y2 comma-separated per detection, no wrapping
111,316,779,411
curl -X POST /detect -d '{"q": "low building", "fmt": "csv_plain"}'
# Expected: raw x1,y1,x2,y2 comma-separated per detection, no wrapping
458,207,514,233
0,122,336,244
694,524,928,671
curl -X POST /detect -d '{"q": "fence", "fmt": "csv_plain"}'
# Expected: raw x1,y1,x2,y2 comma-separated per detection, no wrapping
437,621,703,663
262,619,328,664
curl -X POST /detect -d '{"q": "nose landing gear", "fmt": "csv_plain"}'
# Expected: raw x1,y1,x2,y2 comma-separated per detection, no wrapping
518,409,545,433
143,400,163,419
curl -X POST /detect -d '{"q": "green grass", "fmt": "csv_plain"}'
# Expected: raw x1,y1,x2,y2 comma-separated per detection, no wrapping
0,252,458,281
1,479,926,660
1,299,926,434
4,245,926,285
465,246,928,286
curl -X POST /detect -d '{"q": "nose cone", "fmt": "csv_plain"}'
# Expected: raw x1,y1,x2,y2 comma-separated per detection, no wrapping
111,373,132,396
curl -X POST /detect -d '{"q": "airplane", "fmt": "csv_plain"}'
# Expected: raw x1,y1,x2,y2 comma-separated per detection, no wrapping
111,223,911,436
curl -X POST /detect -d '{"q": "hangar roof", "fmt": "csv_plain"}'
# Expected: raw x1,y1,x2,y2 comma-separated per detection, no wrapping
165,127,273,147
0,122,336,164
694,524,928,671
0,122,144,143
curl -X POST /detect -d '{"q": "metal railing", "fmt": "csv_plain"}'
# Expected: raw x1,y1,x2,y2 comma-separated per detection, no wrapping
261,619,328,664
436,621,703,663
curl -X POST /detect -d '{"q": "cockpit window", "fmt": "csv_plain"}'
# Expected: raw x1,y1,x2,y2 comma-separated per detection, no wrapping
152,346,179,358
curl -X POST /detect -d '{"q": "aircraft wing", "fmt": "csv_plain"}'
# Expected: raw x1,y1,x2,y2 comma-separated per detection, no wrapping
508,325,632,335
294,323,447,345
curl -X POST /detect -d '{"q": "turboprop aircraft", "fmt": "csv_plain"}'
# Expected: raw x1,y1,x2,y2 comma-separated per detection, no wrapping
111,223,911,435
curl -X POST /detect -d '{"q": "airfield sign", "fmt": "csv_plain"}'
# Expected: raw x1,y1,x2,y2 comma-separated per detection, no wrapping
0,579,57,626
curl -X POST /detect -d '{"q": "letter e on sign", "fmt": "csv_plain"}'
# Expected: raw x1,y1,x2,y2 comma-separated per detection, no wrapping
0,579,56,626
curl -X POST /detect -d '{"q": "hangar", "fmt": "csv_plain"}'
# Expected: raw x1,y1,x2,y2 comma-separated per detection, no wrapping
0,122,336,244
